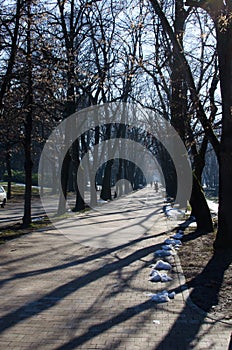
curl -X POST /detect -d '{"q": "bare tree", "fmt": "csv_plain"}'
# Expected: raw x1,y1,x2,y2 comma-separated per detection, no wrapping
0,0,23,109
151,0,232,248
185,0,232,247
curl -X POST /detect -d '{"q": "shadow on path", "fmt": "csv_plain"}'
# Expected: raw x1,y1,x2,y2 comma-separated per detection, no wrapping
0,235,163,335
155,250,232,349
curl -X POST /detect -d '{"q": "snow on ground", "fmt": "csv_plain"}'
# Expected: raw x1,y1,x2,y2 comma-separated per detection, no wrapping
207,199,218,214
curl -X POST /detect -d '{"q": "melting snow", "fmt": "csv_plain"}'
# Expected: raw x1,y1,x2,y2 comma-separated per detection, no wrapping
164,238,182,246
149,270,173,282
151,260,172,271
148,290,175,303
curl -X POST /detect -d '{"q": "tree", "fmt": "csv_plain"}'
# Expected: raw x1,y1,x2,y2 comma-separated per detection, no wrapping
149,0,232,245
170,0,213,232
141,0,215,231
50,0,89,214
22,0,34,227
0,0,23,110
185,0,232,249
0,0,24,199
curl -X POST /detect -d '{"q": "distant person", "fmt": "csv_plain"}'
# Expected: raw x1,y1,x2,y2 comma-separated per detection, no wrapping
155,181,158,192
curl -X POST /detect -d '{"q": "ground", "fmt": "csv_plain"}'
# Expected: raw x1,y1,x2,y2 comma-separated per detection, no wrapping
1,217,232,324
1,190,232,326
178,228,232,323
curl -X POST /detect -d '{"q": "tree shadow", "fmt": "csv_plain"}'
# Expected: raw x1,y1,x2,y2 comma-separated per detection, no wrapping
155,250,232,349
187,249,232,312
171,216,212,245
0,229,169,288
181,228,210,244
0,236,162,334
54,300,154,350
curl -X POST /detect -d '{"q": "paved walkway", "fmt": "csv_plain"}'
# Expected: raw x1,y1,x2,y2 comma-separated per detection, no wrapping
0,188,231,350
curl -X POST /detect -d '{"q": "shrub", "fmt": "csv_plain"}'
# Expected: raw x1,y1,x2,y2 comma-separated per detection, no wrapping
3,170,38,186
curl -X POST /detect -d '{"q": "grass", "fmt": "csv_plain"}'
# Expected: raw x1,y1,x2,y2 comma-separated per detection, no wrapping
0,217,52,244
0,186,92,244
0,206,93,244
0,182,40,196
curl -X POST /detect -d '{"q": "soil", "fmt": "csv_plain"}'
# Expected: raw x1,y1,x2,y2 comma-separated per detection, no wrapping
178,228,232,323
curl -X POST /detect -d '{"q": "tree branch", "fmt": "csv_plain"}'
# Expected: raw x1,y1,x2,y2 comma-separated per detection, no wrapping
149,0,220,157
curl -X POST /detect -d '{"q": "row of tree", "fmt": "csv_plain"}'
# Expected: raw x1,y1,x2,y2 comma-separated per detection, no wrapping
0,0,231,249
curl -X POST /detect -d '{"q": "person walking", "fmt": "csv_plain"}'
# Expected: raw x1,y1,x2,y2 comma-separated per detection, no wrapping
155,181,158,193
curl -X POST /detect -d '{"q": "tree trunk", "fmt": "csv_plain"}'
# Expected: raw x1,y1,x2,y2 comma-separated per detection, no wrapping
170,0,212,230
22,0,33,228
170,0,188,141
73,163,85,211
57,100,75,215
57,151,71,215
89,125,100,206
100,160,113,201
186,0,232,251
116,158,124,197
6,150,12,200
23,141,33,227
190,173,214,232
189,136,213,231
168,0,187,203
72,139,85,212
100,124,113,201
214,19,232,249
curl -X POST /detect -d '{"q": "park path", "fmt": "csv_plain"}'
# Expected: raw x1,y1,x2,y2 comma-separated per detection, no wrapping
0,187,231,350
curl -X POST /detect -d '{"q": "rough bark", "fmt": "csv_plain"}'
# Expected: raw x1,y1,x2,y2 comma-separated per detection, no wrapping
22,0,33,228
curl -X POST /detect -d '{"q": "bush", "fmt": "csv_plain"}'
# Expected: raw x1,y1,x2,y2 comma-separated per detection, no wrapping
3,170,38,186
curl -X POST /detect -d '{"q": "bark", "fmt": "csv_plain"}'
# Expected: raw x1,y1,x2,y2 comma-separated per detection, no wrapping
71,139,85,212
22,0,33,228
90,125,100,206
57,0,85,215
6,150,12,200
100,160,113,201
115,124,126,197
158,144,177,199
215,18,232,249
100,124,113,201
190,173,214,232
189,136,213,230
172,0,213,231
170,0,188,141
57,151,71,215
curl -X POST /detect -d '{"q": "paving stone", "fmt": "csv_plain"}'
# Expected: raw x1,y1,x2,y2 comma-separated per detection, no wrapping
0,188,230,349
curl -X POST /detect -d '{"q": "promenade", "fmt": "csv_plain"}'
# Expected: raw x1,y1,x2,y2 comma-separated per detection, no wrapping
0,187,230,349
